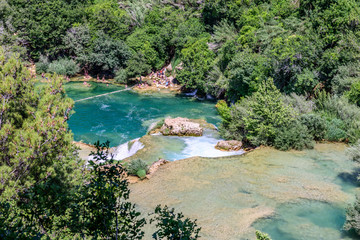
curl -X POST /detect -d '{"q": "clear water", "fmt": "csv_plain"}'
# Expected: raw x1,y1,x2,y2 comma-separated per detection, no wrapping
63,82,360,240
129,144,360,240
65,82,220,147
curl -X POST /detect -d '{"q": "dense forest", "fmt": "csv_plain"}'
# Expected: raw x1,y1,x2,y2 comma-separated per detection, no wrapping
1,0,360,239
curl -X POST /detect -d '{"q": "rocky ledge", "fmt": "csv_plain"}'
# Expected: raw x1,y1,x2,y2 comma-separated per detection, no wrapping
160,117,203,136
215,140,243,151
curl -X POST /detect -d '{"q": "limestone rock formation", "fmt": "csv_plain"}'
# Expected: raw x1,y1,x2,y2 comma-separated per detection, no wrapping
147,158,169,178
160,117,203,136
215,140,243,151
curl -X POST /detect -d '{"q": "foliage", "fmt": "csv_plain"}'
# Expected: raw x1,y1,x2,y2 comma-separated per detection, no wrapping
243,79,295,146
344,195,360,236
325,119,347,142
274,121,314,151
115,68,129,83
256,230,272,240
226,49,269,100
67,141,146,239
127,159,149,178
177,37,215,93
299,114,327,141
150,205,201,240
347,140,360,163
47,58,80,76
346,81,360,106
8,0,90,59
0,49,77,200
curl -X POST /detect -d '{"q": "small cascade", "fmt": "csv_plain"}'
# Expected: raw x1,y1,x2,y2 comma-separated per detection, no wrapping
112,139,144,160
184,89,197,96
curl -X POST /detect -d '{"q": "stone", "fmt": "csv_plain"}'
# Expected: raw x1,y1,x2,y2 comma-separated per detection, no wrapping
160,117,203,136
215,140,243,151
147,158,169,178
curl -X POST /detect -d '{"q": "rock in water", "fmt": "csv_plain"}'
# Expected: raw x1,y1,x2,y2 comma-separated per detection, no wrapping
160,117,203,136
215,140,243,151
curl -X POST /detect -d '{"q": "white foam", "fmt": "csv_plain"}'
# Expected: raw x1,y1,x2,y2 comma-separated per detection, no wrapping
112,139,144,160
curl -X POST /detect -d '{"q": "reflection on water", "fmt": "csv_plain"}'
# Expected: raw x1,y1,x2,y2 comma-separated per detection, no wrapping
65,82,220,147
129,144,359,240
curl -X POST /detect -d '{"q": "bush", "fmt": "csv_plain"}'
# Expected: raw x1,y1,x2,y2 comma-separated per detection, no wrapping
344,196,360,236
299,114,327,141
114,68,128,83
347,140,360,163
283,93,315,115
256,230,272,240
150,205,201,240
35,55,49,74
47,58,80,76
274,121,314,151
346,80,360,106
127,159,149,178
325,118,347,141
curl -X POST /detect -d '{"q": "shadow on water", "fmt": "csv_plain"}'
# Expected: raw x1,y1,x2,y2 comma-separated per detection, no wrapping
337,167,360,192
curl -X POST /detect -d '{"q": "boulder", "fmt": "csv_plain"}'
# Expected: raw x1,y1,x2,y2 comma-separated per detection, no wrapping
160,117,203,136
215,140,243,151
147,158,169,178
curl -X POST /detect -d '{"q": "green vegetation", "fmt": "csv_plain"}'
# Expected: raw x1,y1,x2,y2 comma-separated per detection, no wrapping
150,205,201,240
0,53,200,239
127,159,149,179
3,0,360,238
256,230,272,240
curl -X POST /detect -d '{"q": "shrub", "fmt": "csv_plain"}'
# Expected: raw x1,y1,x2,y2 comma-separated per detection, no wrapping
114,68,128,83
325,118,347,141
35,55,49,74
283,93,315,115
127,159,149,178
47,58,80,76
344,196,360,236
274,121,314,151
346,80,360,106
299,114,327,141
150,205,201,240
347,140,360,163
243,79,295,146
256,230,272,240
136,169,147,179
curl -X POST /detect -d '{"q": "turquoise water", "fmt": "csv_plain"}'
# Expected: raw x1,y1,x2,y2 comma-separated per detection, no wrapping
65,82,220,146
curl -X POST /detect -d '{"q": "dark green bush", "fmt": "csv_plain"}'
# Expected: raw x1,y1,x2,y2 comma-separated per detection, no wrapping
114,68,128,83
274,121,314,151
299,114,327,141
325,118,347,141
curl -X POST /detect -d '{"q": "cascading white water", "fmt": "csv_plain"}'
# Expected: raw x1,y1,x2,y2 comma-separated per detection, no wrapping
112,139,144,160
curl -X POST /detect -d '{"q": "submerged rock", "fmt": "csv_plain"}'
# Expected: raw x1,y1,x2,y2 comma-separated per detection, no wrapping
160,117,203,136
215,140,243,151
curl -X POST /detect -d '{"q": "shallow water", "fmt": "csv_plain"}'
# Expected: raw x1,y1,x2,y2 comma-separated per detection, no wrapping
129,144,359,240
65,82,220,147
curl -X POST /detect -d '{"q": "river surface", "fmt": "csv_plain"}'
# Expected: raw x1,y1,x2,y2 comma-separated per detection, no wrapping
64,82,359,240
65,82,220,147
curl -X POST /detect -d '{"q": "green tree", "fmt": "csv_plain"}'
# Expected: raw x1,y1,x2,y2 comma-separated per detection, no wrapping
177,37,215,94
150,205,201,240
9,0,90,59
67,141,146,239
0,49,77,200
243,78,295,145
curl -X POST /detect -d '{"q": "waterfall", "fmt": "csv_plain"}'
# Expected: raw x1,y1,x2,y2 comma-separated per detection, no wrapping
112,139,144,160
184,89,197,96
